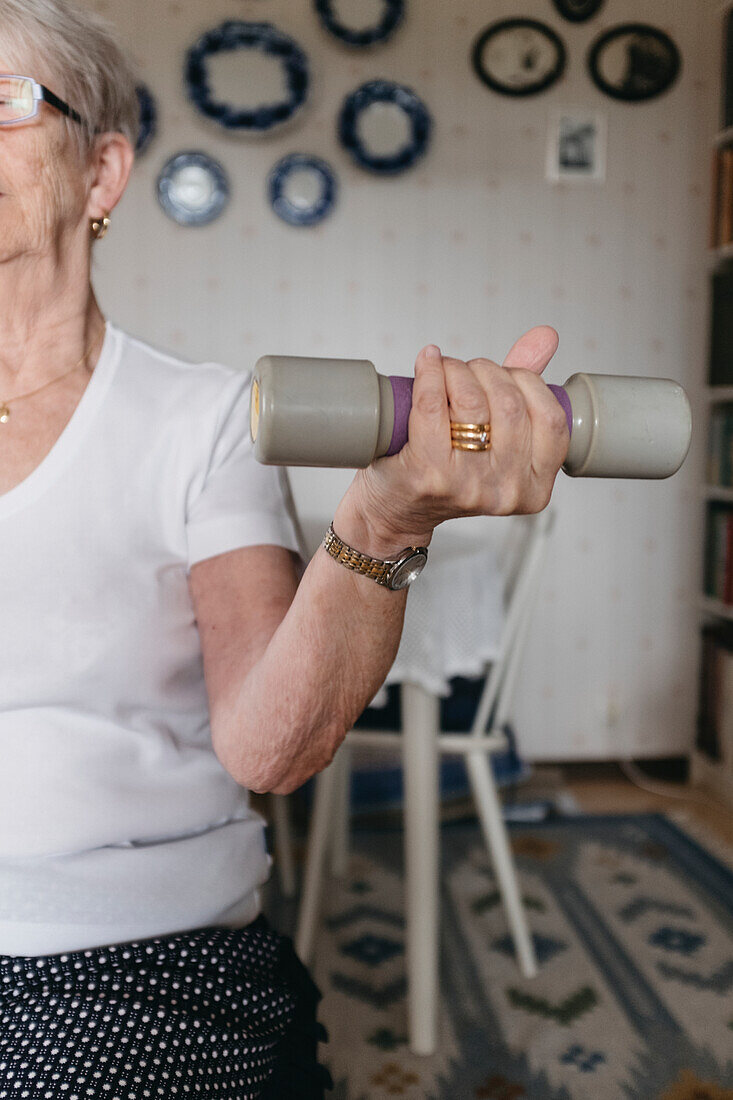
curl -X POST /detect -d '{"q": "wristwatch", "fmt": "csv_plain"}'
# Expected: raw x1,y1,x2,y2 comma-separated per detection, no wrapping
323,522,429,591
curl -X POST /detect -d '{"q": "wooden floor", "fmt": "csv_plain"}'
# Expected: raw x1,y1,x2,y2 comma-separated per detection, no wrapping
558,762,733,852
411,761,733,857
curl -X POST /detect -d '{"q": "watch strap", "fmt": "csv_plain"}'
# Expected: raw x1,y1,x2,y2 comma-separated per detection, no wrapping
323,522,394,586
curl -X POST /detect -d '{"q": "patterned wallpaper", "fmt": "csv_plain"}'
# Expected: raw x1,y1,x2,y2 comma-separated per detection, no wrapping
86,0,714,760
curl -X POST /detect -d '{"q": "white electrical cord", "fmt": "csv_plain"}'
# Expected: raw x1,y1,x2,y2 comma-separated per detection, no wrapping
620,758,733,817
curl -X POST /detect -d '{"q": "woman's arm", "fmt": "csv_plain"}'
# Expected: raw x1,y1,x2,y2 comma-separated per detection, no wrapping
189,489,428,796
190,331,569,794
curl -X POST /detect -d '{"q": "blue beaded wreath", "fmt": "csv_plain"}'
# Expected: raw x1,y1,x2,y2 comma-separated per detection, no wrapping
135,84,157,155
185,21,309,132
338,80,431,175
268,153,338,227
314,0,405,48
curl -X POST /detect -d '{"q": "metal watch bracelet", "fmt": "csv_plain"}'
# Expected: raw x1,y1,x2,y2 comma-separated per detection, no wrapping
322,522,428,589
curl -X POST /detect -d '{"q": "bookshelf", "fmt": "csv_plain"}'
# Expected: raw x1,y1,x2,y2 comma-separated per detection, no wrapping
694,1,733,808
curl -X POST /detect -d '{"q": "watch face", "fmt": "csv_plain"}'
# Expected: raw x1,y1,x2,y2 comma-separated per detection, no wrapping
388,550,428,590
472,19,566,98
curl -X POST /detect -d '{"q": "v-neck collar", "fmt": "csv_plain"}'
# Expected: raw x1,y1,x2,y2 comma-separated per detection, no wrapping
0,321,121,521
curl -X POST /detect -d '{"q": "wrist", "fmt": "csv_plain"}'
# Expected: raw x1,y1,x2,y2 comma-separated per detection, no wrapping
332,490,433,560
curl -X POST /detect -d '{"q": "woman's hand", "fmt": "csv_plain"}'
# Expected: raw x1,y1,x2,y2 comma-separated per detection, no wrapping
339,325,570,551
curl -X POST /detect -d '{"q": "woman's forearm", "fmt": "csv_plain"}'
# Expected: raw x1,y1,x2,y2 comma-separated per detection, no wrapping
223,490,433,795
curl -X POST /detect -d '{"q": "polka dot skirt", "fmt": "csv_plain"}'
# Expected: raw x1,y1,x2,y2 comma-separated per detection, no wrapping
0,915,332,1099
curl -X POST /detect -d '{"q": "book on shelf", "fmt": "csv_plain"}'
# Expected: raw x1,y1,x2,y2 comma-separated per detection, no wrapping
722,146,733,247
711,146,733,248
725,5,733,130
721,512,730,602
698,623,729,760
712,147,723,249
707,402,733,485
696,618,733,768
709,270,733,385
703,502,733,603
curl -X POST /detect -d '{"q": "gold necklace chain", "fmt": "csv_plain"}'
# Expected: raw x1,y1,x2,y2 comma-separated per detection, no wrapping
0,330,104,425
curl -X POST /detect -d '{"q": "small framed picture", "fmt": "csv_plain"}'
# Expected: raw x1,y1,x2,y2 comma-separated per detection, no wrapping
546,108,606,183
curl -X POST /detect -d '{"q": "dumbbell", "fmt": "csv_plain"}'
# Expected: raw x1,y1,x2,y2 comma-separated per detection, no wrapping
249,355,692,478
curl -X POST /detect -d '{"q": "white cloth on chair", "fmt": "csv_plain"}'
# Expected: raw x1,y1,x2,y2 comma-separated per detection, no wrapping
367,522,506,707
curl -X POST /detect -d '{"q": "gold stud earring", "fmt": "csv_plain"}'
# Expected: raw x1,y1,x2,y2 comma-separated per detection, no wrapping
91,212,111,240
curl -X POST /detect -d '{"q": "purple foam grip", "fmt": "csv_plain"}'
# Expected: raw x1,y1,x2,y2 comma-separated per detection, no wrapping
547,384,573,437
387,376,415,455
386,376,572,455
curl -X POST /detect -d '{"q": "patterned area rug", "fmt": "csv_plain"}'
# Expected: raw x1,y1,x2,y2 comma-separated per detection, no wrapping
264,814,733,1099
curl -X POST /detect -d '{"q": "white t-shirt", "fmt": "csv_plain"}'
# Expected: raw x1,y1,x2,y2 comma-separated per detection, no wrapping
0,322,304,957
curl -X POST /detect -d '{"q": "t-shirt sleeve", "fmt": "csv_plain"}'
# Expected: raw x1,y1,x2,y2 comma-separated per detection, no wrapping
185,368,305,570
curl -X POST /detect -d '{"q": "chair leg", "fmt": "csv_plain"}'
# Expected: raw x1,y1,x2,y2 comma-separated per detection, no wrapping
402,682,440,1055
270,794,297,899
465,749,538,978
295,760,339,965
330,742,351,878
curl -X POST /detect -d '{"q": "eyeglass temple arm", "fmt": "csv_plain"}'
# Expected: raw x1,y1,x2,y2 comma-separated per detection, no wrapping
39,84,84,126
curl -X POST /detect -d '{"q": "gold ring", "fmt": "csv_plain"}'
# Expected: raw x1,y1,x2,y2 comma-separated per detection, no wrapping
452,440,492,451
450,422,491,433
450,420,491,451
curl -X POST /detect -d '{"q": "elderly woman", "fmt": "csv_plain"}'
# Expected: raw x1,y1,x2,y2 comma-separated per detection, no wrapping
0,0,569,1096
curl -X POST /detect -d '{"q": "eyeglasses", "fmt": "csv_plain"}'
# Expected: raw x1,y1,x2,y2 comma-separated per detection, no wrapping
0,74,85,127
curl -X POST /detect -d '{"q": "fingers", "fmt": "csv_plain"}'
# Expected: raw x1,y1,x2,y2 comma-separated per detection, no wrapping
443,356,490,428
410,349,494,458
502,325,559,375
509,367,570,480
465,357,533,484
407,339,567,517
407,345,451,457
468,326,566,484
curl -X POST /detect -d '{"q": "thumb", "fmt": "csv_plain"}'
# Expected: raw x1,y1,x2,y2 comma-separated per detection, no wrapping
502,325,559,375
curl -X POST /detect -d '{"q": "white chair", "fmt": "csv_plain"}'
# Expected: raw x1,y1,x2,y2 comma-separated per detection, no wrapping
294,506,556,1055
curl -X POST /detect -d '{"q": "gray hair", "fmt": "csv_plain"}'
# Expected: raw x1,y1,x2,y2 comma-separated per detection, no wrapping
0,0,140,158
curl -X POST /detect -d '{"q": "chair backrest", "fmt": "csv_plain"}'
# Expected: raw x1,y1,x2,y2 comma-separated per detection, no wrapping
467,506,556,738
498,510,552,607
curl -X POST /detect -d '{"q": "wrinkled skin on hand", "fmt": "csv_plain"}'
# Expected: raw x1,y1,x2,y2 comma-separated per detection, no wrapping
348,326,571,547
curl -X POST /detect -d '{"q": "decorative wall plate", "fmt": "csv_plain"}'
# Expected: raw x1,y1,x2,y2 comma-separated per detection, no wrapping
338,80,431,175
314,0,405,48
588,24,681,102
135,84,157,155
472,19,566,97
157,152,230,226
268,153,338,226
185,21,309,132
552,0,604,22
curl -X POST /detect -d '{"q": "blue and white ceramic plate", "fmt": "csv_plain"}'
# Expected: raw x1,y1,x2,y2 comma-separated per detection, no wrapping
135,84,157,155
268,153,338,226
314,0,405,48
185,20,309,132
156,152,230,226
338,79,431,174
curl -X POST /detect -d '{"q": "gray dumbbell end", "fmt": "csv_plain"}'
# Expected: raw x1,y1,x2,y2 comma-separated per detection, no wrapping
252,355,388,467
562,373,692,479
